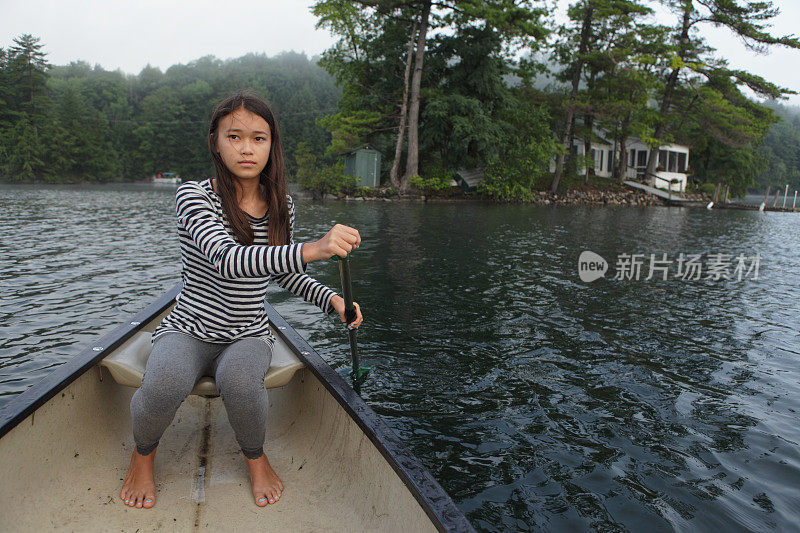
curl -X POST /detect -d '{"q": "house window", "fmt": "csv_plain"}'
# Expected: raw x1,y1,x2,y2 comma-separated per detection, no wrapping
658,150,668,170
629,150,635,167
607,150,612,172
598,149,603,171
668,151,677,173
637,150,647,167
678,153,687,173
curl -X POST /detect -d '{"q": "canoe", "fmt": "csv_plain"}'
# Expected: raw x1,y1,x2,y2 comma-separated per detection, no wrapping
0,284,473,532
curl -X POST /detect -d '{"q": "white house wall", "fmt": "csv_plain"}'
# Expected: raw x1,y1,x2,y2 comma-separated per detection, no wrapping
549,136,690,193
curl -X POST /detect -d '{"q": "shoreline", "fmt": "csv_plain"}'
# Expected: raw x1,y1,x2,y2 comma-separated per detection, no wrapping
292,186,712,208
1,180,721,208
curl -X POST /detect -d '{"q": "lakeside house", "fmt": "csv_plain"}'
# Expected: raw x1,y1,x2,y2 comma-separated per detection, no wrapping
551,133,691,192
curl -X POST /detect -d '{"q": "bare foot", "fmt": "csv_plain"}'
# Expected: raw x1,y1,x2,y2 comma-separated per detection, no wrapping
244,453,284,507
120,447,157,509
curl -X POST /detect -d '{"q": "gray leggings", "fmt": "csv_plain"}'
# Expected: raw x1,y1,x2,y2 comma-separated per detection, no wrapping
130,331,273,460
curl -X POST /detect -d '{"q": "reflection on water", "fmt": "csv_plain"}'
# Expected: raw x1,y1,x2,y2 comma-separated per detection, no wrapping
2,184,799,531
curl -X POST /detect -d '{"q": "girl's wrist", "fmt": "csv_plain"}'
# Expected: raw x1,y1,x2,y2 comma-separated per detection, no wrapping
302,241,319,263
329,294,342,315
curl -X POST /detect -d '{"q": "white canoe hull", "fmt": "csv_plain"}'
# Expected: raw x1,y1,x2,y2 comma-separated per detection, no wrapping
0,285,472,532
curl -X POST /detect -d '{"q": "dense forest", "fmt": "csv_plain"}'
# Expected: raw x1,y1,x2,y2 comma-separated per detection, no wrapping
0,35,339,183
1,0,799,200
757,101,800,191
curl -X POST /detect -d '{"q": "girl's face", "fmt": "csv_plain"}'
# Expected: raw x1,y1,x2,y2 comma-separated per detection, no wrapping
214,107,271,181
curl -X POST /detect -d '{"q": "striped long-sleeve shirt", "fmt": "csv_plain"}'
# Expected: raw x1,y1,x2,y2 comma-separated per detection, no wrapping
153,179,337,344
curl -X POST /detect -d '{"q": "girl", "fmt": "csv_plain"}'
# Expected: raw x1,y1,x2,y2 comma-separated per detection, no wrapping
120,90,363,510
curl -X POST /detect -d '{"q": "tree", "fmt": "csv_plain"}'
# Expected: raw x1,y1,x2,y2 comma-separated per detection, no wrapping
313,0,547,191
549,0,656,191
587,7,665,182
7,34,51,124
1,37,341,183
1,115,45,181
642,0,800,181
550,0,596,192
480,85,558,201
676,71,777,196
755,102,800,191
423,24,511,170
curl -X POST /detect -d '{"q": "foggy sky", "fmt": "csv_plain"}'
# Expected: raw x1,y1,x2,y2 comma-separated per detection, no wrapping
2,0,798,105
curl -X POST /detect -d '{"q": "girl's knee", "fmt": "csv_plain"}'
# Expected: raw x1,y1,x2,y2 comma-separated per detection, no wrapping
216,338,271,378
216,368,267,399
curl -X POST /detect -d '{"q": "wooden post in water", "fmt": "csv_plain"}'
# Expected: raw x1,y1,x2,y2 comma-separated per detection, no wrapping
783,184,789,208
793,191,797,211
713,182,721,203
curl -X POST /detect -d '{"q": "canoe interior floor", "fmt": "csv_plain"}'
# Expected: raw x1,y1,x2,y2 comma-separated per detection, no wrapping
0,366,435,532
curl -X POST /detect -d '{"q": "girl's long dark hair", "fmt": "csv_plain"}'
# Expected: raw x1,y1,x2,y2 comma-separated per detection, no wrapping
208,90,290,246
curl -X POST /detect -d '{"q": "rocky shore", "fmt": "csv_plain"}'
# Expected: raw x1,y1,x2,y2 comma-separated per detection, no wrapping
514,188,665,206
293,186,711,207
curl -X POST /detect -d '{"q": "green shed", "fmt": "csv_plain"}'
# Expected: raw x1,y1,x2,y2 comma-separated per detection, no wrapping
344,145,382,188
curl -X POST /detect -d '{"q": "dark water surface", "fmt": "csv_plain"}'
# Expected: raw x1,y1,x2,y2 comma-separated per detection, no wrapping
2,183,799,531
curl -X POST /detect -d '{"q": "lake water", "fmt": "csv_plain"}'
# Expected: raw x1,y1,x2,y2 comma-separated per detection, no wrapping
1,183,799,531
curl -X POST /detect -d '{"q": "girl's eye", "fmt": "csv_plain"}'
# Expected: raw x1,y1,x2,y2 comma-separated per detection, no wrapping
256,136,267,142
228,134,239,140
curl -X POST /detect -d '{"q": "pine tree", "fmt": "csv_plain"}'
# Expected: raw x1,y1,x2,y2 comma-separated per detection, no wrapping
549,0,655,191
2,115,45,181
642,0,800,181
8,34,51,126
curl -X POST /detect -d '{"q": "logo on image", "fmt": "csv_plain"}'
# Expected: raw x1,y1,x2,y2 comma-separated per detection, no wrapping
578,251,608,282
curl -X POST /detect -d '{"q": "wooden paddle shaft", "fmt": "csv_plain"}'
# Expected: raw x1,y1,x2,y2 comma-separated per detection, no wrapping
337,256,360,371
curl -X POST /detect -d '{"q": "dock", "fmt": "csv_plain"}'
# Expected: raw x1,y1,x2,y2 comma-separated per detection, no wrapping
622,181,798,212
714,202,798,213
622,180,707,206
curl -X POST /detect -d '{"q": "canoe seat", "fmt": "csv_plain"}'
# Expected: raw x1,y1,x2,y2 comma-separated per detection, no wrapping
100,331,304,396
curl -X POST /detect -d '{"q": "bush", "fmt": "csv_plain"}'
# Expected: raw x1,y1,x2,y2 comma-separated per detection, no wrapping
409,173,451,193
299,166,358,198
477,174,535,202
353,186,374,198
295,142,359,197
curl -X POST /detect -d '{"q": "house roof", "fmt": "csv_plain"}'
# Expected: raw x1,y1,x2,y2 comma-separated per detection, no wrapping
456,168,486,187
344,144,383,155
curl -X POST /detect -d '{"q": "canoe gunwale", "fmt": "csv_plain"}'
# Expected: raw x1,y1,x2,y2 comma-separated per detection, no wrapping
0,282,474,533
